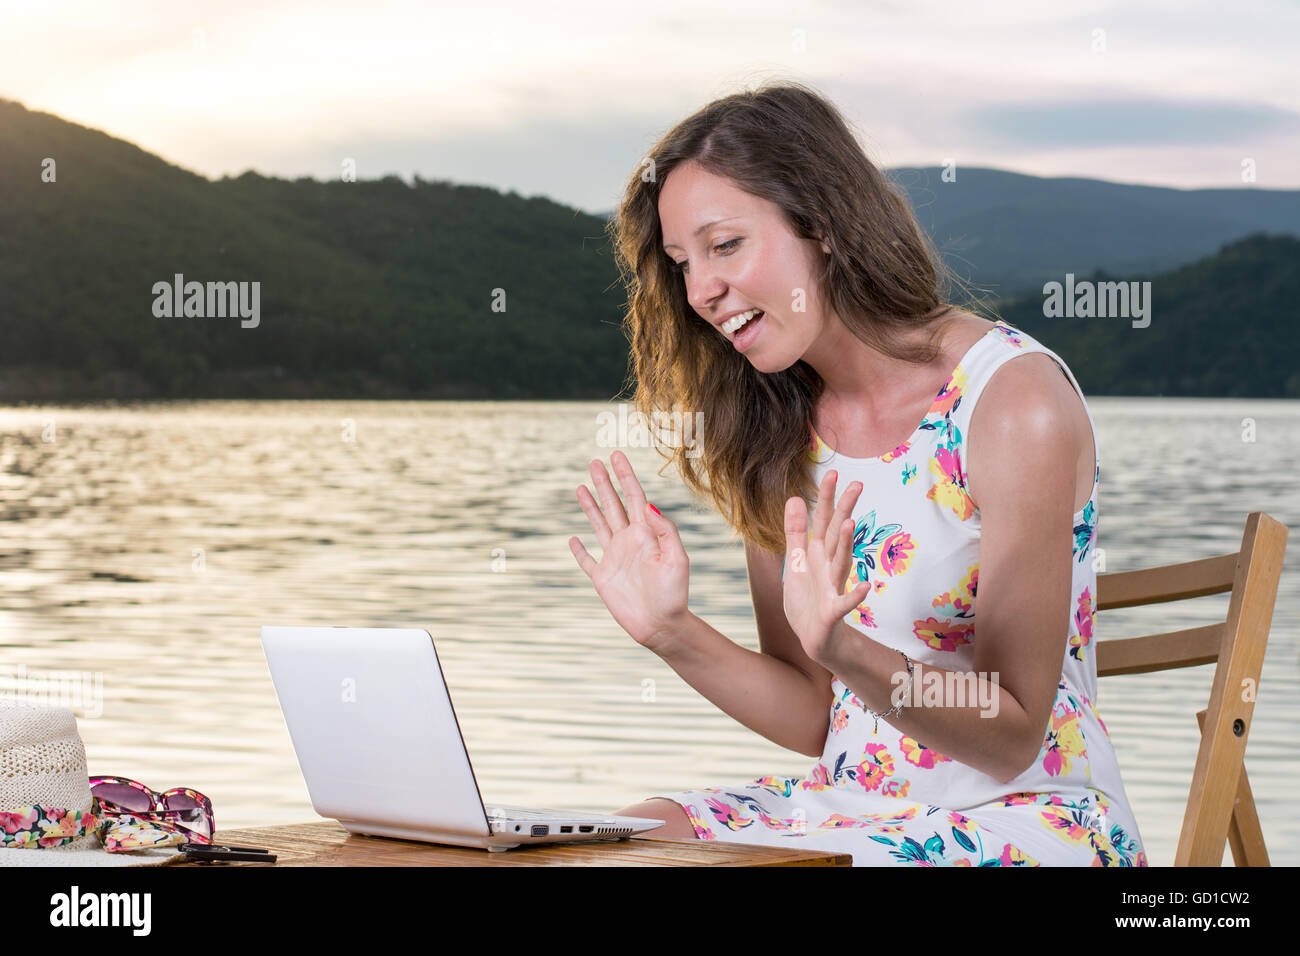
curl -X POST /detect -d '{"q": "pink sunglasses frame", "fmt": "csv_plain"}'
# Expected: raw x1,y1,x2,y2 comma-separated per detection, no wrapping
88,775,215,844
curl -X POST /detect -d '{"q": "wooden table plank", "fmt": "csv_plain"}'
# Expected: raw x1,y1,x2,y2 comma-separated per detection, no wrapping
181,821,851,867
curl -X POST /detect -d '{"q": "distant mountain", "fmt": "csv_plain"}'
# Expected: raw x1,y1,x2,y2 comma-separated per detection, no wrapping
0,98,629,399
889,166,1300,300
1,98,1297,399
994,232,1300,397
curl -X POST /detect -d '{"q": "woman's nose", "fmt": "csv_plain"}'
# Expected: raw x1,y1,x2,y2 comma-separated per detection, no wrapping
685,270,726,314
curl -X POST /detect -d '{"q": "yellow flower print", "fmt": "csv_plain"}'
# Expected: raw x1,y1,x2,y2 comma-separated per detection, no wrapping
880,440,912,463
703,796,754,831
681,803,716,840
901,736,953,768
816,806,921,830
807,427,834,465
931,365,969,417
1038,806,1093,846
912,616,975,652
1041,702,1087,776
927,445,976,520
880,778,910,797
931,563,978,618
856,743,906,795
998,843,1040,866
800,764,834,792
879,531,916,576
1070,586,1096,662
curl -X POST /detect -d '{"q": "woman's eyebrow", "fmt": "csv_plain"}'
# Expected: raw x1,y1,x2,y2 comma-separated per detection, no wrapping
662,216,742,251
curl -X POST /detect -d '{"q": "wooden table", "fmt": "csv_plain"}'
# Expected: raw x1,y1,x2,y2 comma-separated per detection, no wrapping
179,821,852,866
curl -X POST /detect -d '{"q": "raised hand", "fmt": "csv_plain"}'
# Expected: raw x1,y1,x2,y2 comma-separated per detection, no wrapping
782,469,869,664
569,450,691,651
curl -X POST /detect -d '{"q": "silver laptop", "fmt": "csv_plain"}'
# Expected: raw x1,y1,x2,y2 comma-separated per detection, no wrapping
259,625,665,852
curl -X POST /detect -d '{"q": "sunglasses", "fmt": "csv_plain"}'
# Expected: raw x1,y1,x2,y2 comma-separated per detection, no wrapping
88,775,215,845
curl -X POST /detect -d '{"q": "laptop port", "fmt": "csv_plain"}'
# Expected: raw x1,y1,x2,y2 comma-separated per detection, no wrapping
578,825,594,833
531,825,549,836
560,826,572,833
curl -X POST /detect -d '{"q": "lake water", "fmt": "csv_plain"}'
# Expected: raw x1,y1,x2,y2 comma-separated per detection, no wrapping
0,398,1296,865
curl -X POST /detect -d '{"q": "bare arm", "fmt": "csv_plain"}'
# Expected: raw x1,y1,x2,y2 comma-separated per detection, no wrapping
569,450,831,758
816,355,1084,782
650,540,834,758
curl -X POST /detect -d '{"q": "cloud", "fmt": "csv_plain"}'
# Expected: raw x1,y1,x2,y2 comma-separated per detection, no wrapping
967,97,1300,148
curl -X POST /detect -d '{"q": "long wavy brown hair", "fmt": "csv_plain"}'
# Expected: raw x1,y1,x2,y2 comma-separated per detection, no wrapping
607,80,978,555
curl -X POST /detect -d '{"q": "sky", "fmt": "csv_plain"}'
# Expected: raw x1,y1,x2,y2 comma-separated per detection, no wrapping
2,0,1297,213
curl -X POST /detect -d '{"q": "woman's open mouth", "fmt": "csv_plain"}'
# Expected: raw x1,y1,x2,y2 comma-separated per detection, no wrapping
728,309,764,352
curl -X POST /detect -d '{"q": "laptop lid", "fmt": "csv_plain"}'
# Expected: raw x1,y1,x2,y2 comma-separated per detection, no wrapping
260,626,491,839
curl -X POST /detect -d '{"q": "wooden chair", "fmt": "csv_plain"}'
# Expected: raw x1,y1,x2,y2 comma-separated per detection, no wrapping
1095,511,1288,866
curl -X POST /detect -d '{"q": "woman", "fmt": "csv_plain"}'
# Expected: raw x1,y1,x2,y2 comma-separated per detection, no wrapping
569,81,1146,866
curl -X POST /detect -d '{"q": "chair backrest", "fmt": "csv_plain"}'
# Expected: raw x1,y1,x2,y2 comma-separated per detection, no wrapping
1095,511,1288,866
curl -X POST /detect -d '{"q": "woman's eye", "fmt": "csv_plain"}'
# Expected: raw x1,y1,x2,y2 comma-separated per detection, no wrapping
669,238,741,274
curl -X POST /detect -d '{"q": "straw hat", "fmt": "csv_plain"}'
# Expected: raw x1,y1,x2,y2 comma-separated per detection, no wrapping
0,701,187,867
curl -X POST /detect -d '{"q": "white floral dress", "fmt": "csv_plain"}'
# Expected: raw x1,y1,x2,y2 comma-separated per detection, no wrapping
644,321,1148,866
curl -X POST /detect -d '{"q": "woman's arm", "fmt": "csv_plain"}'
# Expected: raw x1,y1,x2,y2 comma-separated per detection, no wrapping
571,450,833,758
649,540,836,758
815,354,1087,783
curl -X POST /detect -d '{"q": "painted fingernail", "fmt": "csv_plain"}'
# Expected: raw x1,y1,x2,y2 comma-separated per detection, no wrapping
648,503,661,515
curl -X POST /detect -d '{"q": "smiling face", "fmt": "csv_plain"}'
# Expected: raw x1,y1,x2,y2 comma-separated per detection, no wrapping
658,159,834,374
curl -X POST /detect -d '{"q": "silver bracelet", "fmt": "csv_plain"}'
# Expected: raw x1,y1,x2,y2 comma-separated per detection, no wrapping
864,651,913,736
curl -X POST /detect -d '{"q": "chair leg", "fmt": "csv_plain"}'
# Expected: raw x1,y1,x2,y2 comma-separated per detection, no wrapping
1196,708,1270,866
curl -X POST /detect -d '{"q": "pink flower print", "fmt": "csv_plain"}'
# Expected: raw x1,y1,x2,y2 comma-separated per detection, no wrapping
1070,586,1096,661
820,814,861,829
1082,694,1110,737
704,796,754,831
832,707,849,733
856,743,900,794
1041,702,1087,777
879,531,916,576
930,564,978,618
912,616,974,652
880,440,912,463
999,843,1039,866
2,807,40,835
856,604,877,628
800,764,834,792
948,811,979,833
992,324,1025,348
752,775,801,798
817,806,921,832
1000,791,1070,808
901,736,953,769
681,803,717,840
807,426,834,465
930,365,970,417
1038,807,1095,847
926,444,976,520
879,778,910,797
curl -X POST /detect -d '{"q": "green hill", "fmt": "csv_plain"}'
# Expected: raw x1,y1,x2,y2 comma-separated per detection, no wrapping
995,232,1300,397
889,166,1300,300
1,98,1297,400
0,98,629,399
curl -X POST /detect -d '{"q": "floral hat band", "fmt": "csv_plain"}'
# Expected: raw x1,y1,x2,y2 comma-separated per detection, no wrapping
0,795,202,852
0,702,205,866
